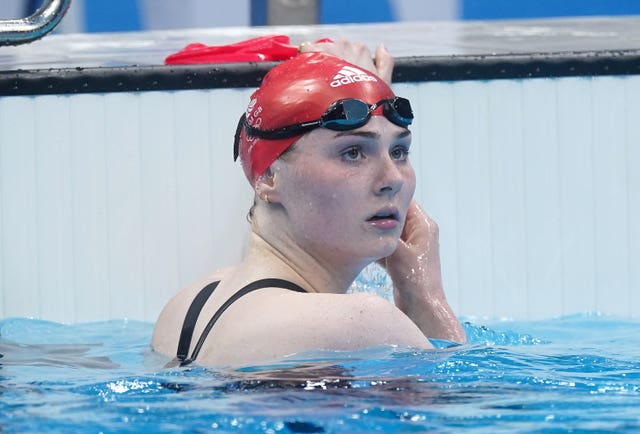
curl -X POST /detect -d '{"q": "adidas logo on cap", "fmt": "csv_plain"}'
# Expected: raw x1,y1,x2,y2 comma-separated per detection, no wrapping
330,65,377,88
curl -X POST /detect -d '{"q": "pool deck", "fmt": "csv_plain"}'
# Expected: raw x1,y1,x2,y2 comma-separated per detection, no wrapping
2,16,640,70
1,16,640,97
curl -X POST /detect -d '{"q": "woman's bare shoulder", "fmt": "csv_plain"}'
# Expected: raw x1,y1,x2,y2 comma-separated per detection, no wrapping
293,292,434,350
195,291,433,367
151,267,234,355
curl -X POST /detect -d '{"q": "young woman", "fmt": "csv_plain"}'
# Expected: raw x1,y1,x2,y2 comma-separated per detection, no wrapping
152,41,466,367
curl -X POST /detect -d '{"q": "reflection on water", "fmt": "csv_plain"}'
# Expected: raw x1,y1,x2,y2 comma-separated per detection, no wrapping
0,340,119,369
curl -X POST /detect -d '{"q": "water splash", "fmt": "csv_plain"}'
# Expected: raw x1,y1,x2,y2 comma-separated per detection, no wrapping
348,263,394,303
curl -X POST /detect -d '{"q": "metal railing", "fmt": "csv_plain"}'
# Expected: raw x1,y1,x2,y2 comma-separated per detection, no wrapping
0,0,71,46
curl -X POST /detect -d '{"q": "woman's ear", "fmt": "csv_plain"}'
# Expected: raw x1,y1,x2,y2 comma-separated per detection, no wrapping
254,167,280,204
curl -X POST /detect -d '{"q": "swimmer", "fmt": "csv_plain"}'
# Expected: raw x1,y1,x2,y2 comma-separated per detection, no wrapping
152,40,466,367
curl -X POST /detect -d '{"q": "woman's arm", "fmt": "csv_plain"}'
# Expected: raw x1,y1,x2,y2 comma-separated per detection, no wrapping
381,201,467,344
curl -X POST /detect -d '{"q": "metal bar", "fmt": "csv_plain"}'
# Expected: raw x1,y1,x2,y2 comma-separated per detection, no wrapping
0,0,72,46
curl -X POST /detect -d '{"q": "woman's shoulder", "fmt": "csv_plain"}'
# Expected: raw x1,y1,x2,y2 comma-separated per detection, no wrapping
151,268,234,356
152,273,433,366
195,290,433,366
275,291,433,349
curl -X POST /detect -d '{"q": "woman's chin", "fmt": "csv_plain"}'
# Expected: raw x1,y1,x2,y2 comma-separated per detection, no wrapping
367,239,400,262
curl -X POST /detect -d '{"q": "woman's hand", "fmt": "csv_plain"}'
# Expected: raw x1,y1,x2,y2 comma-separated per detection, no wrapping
380,201,467,344
298,39,394,84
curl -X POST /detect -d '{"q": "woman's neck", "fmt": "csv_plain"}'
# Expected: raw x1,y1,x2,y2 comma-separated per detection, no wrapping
241,230,365,294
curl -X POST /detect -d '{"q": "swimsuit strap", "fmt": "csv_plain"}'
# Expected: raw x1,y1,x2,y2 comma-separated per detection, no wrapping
180,278,308,366
176,280,220,362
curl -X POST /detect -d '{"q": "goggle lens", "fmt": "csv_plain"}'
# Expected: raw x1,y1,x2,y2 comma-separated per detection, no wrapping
323,99,372,130
385,97,414,127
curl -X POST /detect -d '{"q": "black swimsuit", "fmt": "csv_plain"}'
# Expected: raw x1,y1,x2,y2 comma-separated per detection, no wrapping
176,278,308,366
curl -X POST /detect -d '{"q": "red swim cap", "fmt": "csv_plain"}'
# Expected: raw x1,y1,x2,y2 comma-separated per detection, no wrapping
237,52,396,185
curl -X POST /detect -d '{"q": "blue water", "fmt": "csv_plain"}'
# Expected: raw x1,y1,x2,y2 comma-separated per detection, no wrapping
1,314,639,433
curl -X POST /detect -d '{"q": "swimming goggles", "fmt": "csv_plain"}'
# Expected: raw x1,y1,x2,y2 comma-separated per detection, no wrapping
233,97,413,161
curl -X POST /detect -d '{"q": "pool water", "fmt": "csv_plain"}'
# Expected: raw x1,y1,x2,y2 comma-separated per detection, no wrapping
1,314,639,433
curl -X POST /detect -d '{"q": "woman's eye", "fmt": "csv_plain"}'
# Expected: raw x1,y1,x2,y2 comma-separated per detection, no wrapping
390,146,410,161
341,146,362,161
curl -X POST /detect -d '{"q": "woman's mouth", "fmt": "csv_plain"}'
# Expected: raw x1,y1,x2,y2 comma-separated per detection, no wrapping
366,208,400,230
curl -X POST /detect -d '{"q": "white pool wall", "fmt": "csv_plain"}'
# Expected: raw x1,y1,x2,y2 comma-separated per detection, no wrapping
401,75,640,320
1,75,639,322
0,88,254,323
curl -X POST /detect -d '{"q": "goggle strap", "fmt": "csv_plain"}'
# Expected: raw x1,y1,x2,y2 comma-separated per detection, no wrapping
243,119,324,140
233,113,246,161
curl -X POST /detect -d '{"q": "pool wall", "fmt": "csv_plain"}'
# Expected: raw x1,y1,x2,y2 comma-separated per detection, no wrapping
1,19,639,322
1,89,254,323
405,76,640,320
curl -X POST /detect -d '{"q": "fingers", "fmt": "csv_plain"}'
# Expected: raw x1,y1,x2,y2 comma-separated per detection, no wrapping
374,44,394,84
383,202,422,263
298,39,390,80
408,201,438,237
401,201,421,241
378,201,438,276
397,201,439,254
297,41,314,53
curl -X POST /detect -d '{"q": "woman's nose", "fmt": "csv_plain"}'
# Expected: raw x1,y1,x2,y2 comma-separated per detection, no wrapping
374,155,403,197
